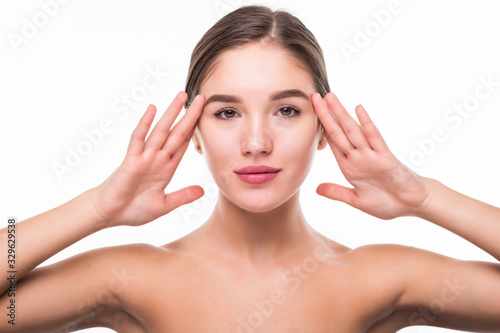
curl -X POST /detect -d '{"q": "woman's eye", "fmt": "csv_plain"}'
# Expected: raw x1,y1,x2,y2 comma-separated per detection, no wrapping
214,107,300,120
277,106,300,117
214,109,238,120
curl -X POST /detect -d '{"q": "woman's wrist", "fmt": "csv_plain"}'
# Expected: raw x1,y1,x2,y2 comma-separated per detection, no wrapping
406,176,500,260
406,176,439,220
82,186,116,231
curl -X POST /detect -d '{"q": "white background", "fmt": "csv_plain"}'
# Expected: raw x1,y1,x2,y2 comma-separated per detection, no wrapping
1,0,500,332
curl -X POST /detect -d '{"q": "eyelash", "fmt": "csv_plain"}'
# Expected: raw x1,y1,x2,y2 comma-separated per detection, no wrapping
213,106,302,121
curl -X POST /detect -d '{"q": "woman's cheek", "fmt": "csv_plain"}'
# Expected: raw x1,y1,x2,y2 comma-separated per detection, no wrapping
201,127,239,184
279,124,317,173
281,137,314,166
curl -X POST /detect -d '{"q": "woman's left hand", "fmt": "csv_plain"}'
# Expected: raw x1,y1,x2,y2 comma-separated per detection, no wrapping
312,92,431,220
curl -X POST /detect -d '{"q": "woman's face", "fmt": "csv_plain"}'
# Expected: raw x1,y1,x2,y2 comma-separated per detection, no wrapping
193,42,326,213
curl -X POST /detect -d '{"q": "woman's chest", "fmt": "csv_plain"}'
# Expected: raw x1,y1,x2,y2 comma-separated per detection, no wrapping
119,260,392,332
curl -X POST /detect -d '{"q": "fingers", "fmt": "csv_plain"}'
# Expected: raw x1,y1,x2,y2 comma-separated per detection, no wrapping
324,93,370,150
164,185,205,214
169,125,196,165
316,183,357,208
163,95,205,159
145,91,189,151
354,104,389,152
312,93,354,155
328,140,348,165
127,104,157,156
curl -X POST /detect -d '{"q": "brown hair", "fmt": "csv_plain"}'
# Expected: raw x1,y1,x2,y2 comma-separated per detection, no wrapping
184,5,330,107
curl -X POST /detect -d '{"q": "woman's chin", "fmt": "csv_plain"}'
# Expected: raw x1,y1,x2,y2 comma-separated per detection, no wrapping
222,190,296,214
240,203,280,214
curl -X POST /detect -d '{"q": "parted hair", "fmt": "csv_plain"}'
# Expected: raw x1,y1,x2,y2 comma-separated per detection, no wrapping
184,5,330,107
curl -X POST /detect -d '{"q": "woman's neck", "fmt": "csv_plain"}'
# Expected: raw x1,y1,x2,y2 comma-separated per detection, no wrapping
198,190,319,268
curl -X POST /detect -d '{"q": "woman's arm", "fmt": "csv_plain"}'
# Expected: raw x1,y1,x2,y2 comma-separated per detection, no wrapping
0,244,147,332
416,177,500,261
312,91,500,259
0,92,205,331
312,92,500,329
0,188,103,294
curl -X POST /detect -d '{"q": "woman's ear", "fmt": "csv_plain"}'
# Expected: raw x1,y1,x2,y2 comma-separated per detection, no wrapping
192,133,203,154
317,135,327,150
317,126,327,150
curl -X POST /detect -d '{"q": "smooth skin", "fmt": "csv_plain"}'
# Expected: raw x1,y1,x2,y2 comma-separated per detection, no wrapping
2,48,500,332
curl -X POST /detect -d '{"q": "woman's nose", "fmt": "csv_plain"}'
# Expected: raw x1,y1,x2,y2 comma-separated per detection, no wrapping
240,117,274,156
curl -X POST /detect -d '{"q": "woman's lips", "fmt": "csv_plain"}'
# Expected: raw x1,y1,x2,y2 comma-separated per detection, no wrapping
234,165,281,184
235,172,280,184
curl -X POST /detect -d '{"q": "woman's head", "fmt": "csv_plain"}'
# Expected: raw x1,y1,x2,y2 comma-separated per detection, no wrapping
184,5,330,107
186,6,330,213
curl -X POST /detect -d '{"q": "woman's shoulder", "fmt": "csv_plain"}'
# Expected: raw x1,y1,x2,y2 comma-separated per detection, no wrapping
75,242,186,272
74,242,196,293
315,236,446,274
345,243,446,263
331,242,453,287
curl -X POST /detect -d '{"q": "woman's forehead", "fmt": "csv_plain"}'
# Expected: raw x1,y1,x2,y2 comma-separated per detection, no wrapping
199,43,316,98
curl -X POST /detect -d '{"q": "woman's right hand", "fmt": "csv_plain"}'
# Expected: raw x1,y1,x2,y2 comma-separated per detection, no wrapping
91,91,205,227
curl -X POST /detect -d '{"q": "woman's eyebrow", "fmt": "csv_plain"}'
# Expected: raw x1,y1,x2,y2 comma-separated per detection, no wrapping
205,94,241,105
205,89,309,106
270,89,309,101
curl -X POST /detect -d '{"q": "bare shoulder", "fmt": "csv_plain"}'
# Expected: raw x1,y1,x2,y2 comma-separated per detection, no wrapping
329,244,461,331
341,243,456,266
80,242,187,277
64,243,172,269
34,243,168,280
77,243,188,330
52,242,186,298
336,243,459,290
5,243,170,333
311,236,432,265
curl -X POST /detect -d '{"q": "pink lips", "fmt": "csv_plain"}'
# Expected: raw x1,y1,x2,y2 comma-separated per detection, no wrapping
234,165,281,184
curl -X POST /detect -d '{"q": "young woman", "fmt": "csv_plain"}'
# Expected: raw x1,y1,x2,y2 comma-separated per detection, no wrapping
1,5,500,332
